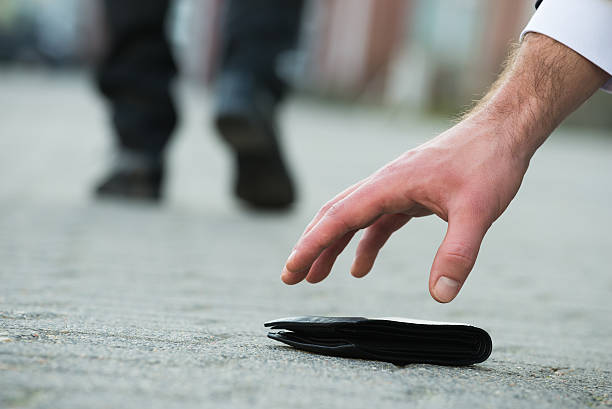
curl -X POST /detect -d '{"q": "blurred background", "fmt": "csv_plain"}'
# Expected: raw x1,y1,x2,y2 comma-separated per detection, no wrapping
1,2,612,407
1,0,610,126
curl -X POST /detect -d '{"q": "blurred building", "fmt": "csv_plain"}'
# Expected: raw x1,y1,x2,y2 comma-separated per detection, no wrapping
183,0,532,104
0,0,85,64
2,0,609,127
181,0,611,127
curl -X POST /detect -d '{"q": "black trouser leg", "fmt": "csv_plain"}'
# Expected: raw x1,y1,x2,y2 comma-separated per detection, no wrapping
96,0,177,156
214,0,304,209
220,0,305,103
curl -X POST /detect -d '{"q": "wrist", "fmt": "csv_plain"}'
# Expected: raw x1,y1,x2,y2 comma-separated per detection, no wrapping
464,33,608,163
460,84,548,169
468,85,551,162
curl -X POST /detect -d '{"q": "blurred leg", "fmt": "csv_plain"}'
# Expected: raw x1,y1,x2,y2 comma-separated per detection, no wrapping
220,0,304,103
215,0,304,210
97,0,176,155
95,0,176,200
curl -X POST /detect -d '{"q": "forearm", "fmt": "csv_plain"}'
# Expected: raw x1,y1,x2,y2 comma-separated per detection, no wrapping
466,33,610,160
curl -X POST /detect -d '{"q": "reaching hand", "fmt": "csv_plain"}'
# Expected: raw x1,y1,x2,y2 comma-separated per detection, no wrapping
280,32,608,303
281,119,530,302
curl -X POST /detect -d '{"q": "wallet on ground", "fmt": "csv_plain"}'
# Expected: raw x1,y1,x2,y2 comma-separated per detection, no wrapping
265,316,492,366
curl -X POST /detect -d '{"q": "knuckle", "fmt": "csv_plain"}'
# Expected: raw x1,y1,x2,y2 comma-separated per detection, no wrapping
318,201,335,216
381,160,404,176
443,243,476,269
324,203,345,225
327,202,342,216
326,202,354,231
357,183,388,214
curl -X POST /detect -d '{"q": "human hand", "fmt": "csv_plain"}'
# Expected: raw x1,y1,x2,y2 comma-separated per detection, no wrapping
281,32,609,303
281,118,531,303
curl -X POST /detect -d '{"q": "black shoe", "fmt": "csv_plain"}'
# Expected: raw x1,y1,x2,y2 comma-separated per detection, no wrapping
214,73,296,210
94,149,164,201
232,148,295,210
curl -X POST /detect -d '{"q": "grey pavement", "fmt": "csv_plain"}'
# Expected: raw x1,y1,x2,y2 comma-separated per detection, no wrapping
1,68,611,408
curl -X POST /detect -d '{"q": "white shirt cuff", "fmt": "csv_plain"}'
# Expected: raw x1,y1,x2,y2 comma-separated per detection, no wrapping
521,0,612,93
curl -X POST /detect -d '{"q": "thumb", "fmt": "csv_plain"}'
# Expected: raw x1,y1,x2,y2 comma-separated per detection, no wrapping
429,213,488,303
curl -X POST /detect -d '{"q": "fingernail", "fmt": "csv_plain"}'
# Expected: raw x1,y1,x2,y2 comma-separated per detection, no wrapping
433,276,460,303
285,250,297,271
281,267,290,282
349,259,364,278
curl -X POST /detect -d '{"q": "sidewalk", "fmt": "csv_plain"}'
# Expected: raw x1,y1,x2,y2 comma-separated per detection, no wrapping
1,68,611,409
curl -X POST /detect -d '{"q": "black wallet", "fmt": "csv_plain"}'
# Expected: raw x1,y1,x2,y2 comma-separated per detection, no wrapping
265,316,492,366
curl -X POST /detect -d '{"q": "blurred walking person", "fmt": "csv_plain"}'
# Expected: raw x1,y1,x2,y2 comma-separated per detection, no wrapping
94,0,303,209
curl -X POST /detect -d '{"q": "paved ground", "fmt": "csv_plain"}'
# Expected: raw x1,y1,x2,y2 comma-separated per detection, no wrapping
1,68,611,409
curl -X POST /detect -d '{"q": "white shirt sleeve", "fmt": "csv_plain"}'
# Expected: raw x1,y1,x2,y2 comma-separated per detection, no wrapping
521,0,612,93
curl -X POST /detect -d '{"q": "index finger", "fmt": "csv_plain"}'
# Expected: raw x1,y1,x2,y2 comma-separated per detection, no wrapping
300,179,365,237
284,183,407,278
